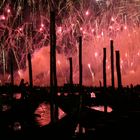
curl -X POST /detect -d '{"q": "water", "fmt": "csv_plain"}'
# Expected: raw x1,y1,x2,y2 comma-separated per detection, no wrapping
0,93,66,132
88,105,113,113
34,102,66,126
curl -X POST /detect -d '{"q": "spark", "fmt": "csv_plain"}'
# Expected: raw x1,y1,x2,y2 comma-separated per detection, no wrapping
85,11,89,16
0,15,5,20
7,9,10,13
41,24,44,28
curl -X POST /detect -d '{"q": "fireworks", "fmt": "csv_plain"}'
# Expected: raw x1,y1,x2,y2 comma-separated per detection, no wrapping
0,0,140,86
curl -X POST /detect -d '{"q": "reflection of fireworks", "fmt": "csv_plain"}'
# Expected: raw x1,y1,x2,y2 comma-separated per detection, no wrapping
0,0,140,86
34,102,65,126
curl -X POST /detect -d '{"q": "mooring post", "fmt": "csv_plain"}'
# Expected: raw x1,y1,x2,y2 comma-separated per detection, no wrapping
116,51,122,89
50,11,58,123
27,53,33,88
79,36,83,133
110,40,115,88
69,57,73,85
103,48,107,112
103,48,107,88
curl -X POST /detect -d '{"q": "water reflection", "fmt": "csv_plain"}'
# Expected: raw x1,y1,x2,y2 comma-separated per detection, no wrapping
13,122,22,131
88,106,113,113
2,104,11,111
13,93,22,100
90,92,96,98
34,102,66,126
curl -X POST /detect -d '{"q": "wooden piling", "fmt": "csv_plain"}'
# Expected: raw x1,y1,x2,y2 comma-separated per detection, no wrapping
69,57,73,85
79,36,83,133
110,40,115,88
27,53,33,88
99,80,102,88
79,36,82,86
103,48,107,112
50,11,58,123
116,51,122,88
103,48,107,88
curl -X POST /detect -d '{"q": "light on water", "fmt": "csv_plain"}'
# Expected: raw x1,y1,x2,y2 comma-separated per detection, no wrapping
34,103,66,126
89,106,113,113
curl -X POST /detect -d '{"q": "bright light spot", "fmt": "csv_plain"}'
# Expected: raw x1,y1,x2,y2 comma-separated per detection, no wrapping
13,93,22,100
7,75,10,80
57,60,60,65
111,17,115,22
58,108,66,119
131,62,133,66
2,15,5,20
57,26,62,33
121,60,123,64
18,70,23,78
85,11,89,15
57,92,61,96
13,122,21,131
0,15,5,20
75,123,80,133
64,93,68,96
41,24,44,27
72,24,74,26
91,29,94,32
18,6,22,11
124,26,127,30
83,31,86,34
129,70,135,74
95,52,98,57
107,66,110,69
109,26,113,29
137,52,140,56
89,106,113,113
19,28,22,31
90,92,96,98
101,31,104,36
80,27,83,31
75,124,85,133
125,53,128,57
7,9,11,13
88,63,91,68
116,28,120,31
39,28,43,31
88,64,95,82
106,0,110,6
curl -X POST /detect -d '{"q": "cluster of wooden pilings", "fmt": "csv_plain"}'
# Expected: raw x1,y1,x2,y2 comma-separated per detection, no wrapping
103,40,122,89
7,11,123,124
